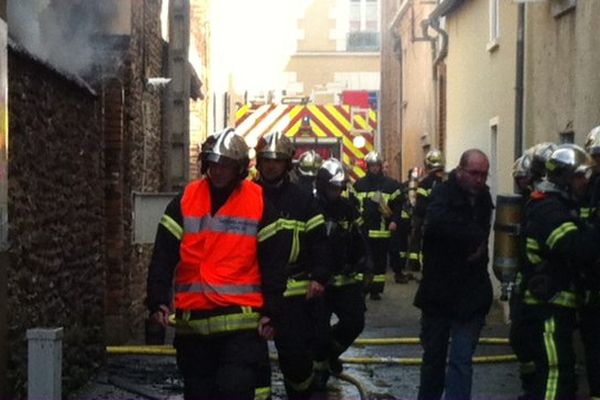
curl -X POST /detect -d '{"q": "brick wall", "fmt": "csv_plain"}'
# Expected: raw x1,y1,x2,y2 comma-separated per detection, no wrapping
7,48,104,395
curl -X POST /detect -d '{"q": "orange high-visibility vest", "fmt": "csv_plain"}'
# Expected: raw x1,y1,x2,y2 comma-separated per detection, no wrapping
175,179,265,311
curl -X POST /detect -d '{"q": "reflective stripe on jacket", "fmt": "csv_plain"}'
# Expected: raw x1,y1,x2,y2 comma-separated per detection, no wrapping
175,179,264,311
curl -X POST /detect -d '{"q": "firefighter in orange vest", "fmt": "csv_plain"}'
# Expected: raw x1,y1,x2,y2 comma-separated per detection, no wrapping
255,130,332,399
147,128,287,400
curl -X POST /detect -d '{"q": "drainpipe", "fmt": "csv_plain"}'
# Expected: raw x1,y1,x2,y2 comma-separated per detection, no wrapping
426,17,448,80
514,3,525,159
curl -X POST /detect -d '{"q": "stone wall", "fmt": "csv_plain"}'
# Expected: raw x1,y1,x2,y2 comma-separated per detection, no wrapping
102,0,165,343
7,48,104,394
126,0,164,339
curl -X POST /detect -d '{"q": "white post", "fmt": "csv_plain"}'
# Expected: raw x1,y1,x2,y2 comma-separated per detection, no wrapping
27,328,63,400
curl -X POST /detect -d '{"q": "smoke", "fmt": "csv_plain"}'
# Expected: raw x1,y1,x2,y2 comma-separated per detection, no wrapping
8,0,121,77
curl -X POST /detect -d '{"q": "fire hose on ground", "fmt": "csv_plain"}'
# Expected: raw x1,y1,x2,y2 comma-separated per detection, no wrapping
106,336,515,364
106,337,516,400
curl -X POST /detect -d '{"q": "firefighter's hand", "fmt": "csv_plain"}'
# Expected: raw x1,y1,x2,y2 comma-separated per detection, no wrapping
258,316,275,340
306,280,325,299
151,305,171,328
388,221,398,231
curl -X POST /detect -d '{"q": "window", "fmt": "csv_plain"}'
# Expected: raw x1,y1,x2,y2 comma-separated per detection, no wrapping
347,0,380,51
488,0,500,51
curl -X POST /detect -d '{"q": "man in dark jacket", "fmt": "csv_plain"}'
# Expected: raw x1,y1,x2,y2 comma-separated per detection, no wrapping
414,149,494,400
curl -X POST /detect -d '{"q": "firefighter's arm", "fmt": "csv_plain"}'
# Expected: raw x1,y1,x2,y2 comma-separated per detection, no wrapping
388,182,404,227
257,200,288,320
147,194,183,317
544,209,600,270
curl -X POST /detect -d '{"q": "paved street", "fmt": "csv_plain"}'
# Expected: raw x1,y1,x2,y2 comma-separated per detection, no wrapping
74,272,523,399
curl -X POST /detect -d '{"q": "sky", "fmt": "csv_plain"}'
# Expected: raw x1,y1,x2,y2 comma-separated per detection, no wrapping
210,0,312,94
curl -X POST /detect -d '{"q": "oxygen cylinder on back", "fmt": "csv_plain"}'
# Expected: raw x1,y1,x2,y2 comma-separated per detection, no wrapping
493,194,524,301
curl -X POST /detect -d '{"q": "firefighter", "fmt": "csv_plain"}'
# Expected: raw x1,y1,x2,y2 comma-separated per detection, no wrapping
578,126,600,400
519,144,600,400
405,148,445,274
312,158,368,390
508,146,540,399
390,168,416,284
255,130,332,399
292,149,323,195
146,128,287,400
353,151,403,300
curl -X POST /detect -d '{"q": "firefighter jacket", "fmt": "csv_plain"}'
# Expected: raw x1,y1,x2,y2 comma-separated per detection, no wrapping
414,171,444,219
577,173,600,297
147,178,287,324
579,173,600,221
256,177,332,296
353,172,403,239
523,187,600,308
317,194,370,286
414,170,494,321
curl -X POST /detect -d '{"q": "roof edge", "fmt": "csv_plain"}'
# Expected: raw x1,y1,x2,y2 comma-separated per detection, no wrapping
429,0,466,19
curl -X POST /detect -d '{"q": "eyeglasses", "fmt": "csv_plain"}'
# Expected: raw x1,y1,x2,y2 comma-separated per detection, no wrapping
461,168,488,179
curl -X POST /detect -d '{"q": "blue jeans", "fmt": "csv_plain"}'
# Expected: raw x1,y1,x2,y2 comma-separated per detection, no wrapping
417,312,485,400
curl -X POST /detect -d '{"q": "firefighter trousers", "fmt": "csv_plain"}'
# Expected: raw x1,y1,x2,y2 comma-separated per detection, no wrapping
174,330,269,400
579,299,600,399
367,237,389,295
314,282,366,368
523,304,577,400
509,293,536,397
274,295,318,399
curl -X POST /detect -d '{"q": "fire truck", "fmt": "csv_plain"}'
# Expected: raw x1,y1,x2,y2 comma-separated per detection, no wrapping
234,98,377,181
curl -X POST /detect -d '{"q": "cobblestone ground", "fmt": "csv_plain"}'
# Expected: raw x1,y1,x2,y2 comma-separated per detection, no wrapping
75,271,582,400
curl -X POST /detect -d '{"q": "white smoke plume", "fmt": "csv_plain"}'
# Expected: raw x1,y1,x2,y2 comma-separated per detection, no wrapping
8,0,121,76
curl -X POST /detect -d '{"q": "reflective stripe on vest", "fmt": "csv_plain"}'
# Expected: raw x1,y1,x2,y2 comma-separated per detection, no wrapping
176,179,264,311
580,207,592,219
160,214,183,240
255,215,325,263
368,229,391,238
417,187,431,197
526,237,542,265
546,221,577,250
175,308,260,335
284,279,310,297
331,273,360,287
184,215,258,236
254,387,271,400
524,290,580,308
175,283,262,295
